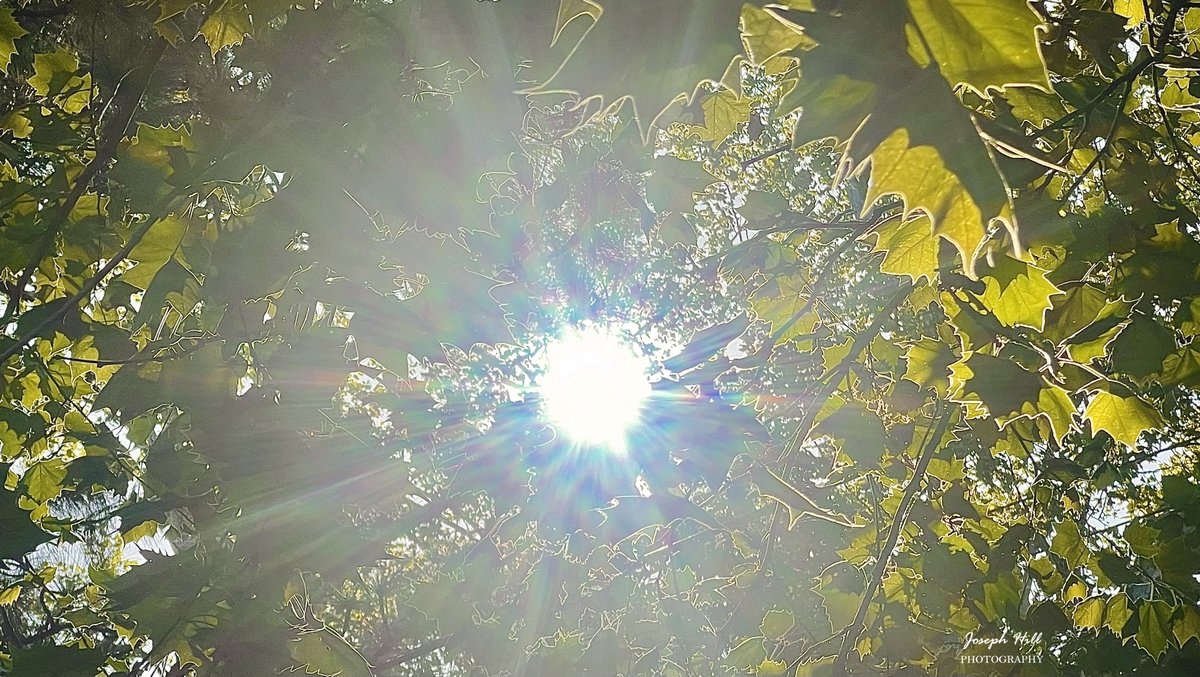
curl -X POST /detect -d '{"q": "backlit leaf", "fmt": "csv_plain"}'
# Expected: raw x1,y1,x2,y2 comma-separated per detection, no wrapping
760,608,795,639
542,1,743,134
118,214,189,290
869,214,938,283
1135,600,1173,662
1050,520,1087,570
0,8,27,71
1074,596,1105,631
976,255,1062,331
905,0,1049,95
692,89,751,143
199,1,253,59
1174,606,1200,648
866,128,993,278
1084,387,1162,448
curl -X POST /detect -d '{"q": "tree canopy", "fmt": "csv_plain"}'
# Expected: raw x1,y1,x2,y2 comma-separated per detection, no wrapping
2,1,1200,676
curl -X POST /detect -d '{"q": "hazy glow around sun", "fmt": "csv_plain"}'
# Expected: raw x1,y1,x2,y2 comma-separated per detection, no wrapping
539,327,652,451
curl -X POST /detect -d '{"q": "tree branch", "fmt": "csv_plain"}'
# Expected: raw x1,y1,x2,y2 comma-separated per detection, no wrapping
3,37,168,323
374,635,452,671
13,1,76,20
834,409,953,674
0,212,163,366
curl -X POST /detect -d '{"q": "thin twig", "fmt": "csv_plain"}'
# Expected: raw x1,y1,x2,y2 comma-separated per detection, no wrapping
0,213,165,366
3,38,168,322
834,409,953,674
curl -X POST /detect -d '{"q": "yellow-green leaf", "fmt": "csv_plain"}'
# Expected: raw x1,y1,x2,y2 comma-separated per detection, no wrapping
199,1,253,59
869,214,938,283
1032,383,1075,443
1135,600,1173,662
693,89,750,143
757,658,788,675
29,48,79,97
977,255,1062,331
0,584,19,606
1051,519,1087,570
866,128,992,278
289,629,373,677
906,0,1050,95
1074,596,1106,631
25,459,67,503
760,608,795,639
1113,0,1147,29
0,8,27,71
751,465,855,528
1083,387,1162,448
1174,606,1200,648
123,520,160,544
0,111,32,139
753,275,816,346
119,215,189,290
543,1,744,137
903,335,956,394
740,3,809,64
1106,593,1134,636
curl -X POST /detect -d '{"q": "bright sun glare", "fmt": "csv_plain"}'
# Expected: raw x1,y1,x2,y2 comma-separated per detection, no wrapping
539,327,652,451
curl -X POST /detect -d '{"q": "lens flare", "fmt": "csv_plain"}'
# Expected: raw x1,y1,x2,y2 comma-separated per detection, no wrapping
539,327,651,451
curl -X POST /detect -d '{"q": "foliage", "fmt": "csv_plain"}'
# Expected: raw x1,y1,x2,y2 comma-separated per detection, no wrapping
1,1,1200,676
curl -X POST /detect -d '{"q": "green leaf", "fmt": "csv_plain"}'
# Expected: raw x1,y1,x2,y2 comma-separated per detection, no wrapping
1004,87,1067,127
9,645,103,677
1074,596,1106,631
1083,386,1162,448
905,0,1050,95
1174,606,1200,648
1161,347,1200,388
0,8,28,71
1135,600,1173,662
753,275,817,346
786,74,879,147
1113,0,1146,28
543,1,743,134
977,255,1062,331
725,637,766,670
199,1,253,59
1031,383,1076,444
903,335,956,394
0,584,19,606
1050,519,1087,570
1106,593,1134,636
1042,283,1128,344
1124,522,1160,558
816,402,886,465
774,6,1011,277
645,156,715,216
869,214,938,283
28,48,77,96
123,520,160,544
24,458,67,503
740,4,809,64
867,128,994,279
289,629,373,677
760,608,795,639
758,658,789,675
0,477,49,562
118,214,189,290
691,89,751,143
1110,315,1176,380
949,352,1039,418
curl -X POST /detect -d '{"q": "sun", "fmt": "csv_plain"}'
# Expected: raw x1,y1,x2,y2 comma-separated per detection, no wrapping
538,326,652,451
